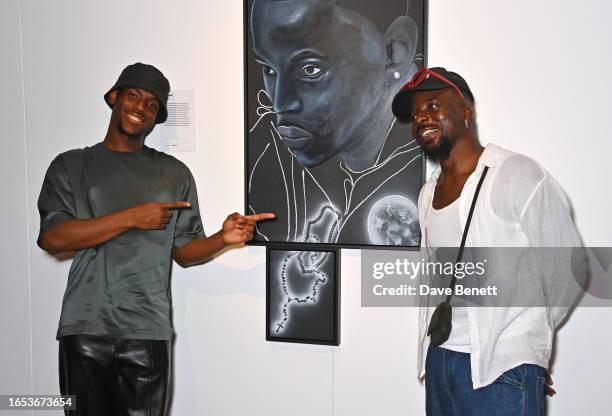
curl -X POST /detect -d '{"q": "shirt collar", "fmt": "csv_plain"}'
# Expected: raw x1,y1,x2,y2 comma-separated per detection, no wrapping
430,142,501,181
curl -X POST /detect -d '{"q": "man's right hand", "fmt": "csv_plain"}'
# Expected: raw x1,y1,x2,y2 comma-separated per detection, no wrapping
39,201,192,254
128,201,192,230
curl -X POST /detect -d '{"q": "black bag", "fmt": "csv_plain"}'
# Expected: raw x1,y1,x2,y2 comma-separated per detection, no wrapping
427,300,453,346
427,166,489,346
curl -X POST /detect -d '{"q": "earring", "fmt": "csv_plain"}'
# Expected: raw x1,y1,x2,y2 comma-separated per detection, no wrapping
393,71,401,79
464,120,470,129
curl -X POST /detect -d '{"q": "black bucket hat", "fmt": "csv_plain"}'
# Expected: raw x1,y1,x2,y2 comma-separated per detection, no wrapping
104,63,170,124
392,67,474,123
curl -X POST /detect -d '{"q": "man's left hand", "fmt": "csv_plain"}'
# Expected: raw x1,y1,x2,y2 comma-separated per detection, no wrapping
221,212,275,245
545,371,556,397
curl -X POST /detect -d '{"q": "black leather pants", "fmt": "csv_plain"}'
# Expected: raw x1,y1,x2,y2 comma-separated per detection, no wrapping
59,335,171,416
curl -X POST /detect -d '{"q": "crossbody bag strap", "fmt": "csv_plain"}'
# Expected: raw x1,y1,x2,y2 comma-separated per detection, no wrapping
445,165,489,303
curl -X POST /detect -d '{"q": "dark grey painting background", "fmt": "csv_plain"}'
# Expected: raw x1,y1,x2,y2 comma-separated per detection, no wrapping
268,249,337,343
246,0,427,247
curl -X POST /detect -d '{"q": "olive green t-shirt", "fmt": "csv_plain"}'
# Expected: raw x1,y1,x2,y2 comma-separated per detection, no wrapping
37,142,206,340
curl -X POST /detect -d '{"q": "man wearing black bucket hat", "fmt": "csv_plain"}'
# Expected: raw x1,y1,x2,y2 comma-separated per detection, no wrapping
392,67,582,415
37,63,274,416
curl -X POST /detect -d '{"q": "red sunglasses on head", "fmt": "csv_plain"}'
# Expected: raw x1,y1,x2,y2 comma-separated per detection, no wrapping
403,67,465,100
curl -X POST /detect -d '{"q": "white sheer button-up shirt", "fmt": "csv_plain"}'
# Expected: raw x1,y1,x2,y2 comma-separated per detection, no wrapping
417,143,583,388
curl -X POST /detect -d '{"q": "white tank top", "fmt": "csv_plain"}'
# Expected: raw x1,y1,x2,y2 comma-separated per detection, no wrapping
426,198,470,353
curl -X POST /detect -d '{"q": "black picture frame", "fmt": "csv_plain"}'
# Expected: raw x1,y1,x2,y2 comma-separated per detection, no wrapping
266,245,340,345
244,0,429,250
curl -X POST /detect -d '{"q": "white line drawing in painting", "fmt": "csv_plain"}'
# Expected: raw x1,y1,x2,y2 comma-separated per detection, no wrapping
272,250,331,334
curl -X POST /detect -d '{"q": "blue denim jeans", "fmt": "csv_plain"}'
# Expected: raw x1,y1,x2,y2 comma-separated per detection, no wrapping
425,345,546,416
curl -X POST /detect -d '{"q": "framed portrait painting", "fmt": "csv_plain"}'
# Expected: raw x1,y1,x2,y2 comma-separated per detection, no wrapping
245,0,428,249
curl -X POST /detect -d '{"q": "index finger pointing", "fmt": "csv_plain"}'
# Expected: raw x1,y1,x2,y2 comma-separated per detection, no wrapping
162,201,192,209
243,213,276,222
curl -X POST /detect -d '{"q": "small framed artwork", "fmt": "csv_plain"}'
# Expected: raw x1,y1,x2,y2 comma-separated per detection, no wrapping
266,245,340,345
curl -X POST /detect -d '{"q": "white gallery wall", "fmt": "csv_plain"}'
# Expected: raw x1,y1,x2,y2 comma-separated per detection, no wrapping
0,0,32,404
1,1,610,415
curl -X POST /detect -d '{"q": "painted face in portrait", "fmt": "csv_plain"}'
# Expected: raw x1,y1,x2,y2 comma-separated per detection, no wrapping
251,0,418,169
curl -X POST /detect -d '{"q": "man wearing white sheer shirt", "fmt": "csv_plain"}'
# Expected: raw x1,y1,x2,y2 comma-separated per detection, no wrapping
392,67,583,416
